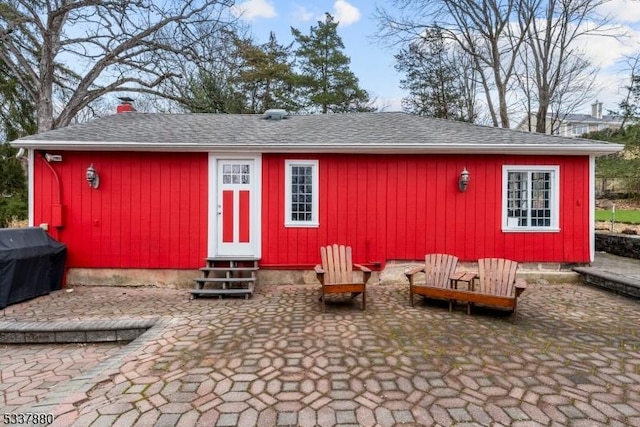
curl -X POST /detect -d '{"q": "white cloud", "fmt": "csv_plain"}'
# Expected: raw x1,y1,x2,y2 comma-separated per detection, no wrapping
592,70,629,110
375,96,404,112
292,5,314,23
598,0,640,24
573,22,640,112
332,0,360,26
232,0,276,21
577,24,640,69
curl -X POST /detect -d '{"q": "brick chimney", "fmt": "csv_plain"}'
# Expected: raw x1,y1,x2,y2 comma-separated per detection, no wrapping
591,100,602,119
116,97,136,113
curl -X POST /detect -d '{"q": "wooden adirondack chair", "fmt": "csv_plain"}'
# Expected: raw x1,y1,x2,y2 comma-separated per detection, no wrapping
472,258,527,318
405,254,459,310
315,244,371,312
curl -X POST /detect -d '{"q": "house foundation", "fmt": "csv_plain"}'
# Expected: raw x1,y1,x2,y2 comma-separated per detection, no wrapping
66,260,580,289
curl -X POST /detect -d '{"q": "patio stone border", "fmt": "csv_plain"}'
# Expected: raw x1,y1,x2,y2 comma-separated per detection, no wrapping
0,318,158,344
14,317,176,418
574,266,640,298
596,232,640,260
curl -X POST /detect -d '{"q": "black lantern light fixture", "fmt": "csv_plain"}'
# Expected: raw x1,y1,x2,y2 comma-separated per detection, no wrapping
86,163,100,189
458,167,470,192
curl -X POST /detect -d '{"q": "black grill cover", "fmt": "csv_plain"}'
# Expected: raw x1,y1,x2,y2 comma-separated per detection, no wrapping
0,227,67,309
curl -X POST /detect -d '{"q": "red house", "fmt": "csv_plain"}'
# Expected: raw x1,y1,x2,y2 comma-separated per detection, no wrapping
11,108,623,287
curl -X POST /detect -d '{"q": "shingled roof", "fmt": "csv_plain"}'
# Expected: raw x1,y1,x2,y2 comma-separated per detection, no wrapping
12,111,623,155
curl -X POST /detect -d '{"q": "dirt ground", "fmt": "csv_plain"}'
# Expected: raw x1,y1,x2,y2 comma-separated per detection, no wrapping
596,198,640,210
595,221,640,234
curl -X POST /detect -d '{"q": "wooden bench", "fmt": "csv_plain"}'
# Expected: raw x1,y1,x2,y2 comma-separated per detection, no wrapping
469,258,527,318
405,254,459,311
406,257,526,320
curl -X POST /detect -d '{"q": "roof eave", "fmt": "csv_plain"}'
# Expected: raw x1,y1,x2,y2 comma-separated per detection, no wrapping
11,140,624,156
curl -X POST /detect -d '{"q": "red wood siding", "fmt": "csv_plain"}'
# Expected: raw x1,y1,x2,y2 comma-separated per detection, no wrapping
32,150,590,270
261,154,590,267
33,151,208,269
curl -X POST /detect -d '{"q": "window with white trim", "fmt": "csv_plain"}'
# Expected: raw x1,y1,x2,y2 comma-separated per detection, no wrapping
502,166,559,231
571,124,589,136
285,160,319,227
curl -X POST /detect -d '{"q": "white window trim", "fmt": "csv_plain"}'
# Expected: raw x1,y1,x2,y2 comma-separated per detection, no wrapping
285,160,319,228
571,124,589,136
502,165,560,233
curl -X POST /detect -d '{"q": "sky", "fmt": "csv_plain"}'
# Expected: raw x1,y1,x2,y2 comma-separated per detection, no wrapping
230,0,640,123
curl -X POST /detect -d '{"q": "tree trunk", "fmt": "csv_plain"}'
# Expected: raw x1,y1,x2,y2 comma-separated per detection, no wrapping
535,90,550,134
37,10,67,132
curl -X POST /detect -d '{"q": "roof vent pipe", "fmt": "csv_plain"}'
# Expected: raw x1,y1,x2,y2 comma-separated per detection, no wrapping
263,109,288,120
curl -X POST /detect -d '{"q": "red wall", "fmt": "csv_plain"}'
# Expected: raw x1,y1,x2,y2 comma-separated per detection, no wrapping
261,153,590,267
33,151,590,270
34,151,208,268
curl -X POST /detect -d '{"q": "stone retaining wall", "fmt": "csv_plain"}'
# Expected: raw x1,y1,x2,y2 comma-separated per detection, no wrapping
595,232,640,260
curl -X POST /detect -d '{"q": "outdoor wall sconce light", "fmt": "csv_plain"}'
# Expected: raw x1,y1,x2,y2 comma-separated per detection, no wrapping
86,163,100,189
458,167,470,192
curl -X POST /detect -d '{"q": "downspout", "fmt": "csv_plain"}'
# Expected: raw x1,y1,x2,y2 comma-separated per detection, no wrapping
27,149,34,227
589,155,596,263
39,151,64,240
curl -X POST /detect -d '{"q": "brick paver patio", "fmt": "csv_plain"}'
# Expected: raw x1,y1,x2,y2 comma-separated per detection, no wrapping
1,281,639,426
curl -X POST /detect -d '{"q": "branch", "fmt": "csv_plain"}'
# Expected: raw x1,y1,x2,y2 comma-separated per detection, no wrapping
56,71,182,127
57,0,234,126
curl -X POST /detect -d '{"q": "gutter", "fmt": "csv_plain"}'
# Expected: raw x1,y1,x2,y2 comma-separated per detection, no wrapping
10,140,625,156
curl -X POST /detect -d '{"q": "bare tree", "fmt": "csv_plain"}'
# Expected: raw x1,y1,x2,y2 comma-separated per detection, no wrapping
159,25,250,114
377,0,617,129
377,0,538,128
518,0,608,133
0,0,236,132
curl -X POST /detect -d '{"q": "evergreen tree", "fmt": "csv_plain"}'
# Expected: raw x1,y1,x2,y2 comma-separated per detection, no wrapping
185,70,248,114
291,13,374,114
585,124,640,196
394,27,476,121
589,54,640,196
616,54,640,128
234,32,299,113
178,29,249,114
0,60,36,140
0,60,33,227
0,142,27,227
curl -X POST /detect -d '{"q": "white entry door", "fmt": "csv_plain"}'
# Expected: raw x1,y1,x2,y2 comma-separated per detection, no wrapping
212,157,261,258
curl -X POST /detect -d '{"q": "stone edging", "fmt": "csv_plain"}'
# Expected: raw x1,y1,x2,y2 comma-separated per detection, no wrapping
595,232,640,260
14,318,175,417
574,267,640,298
0,318,158,344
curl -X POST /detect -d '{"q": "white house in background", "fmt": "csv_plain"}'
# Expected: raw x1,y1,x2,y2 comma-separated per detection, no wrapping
516,101,624,137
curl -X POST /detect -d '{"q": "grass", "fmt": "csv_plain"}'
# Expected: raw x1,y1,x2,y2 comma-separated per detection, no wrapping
595,210,640,224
